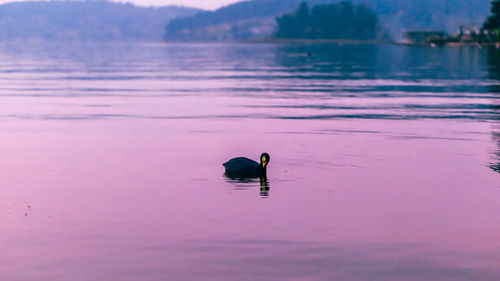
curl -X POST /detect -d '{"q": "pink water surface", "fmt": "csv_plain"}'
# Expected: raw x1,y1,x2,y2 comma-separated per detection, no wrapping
0,42,499,280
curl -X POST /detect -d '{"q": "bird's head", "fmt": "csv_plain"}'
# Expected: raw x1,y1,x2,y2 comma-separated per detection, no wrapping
260,153,270,168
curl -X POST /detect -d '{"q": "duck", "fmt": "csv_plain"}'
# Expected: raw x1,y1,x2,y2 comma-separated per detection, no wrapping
223,153,270,178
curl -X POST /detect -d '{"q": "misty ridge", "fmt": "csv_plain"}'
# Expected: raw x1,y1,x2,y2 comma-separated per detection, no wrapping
0,0,201,41
0,0,492,41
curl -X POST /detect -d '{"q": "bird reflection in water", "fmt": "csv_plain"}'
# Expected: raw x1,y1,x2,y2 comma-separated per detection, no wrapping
490,130,500,173
224,175,271,198
259,177,270,198
487,47,500,173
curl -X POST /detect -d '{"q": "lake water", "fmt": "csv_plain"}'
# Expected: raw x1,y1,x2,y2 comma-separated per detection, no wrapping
1,42,499,281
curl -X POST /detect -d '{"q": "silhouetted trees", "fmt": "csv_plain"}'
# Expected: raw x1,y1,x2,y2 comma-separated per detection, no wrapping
483,0,500,41
483,0,500,30
274,1,379,40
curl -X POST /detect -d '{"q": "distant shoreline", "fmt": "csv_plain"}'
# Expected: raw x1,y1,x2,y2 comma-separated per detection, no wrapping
393,41,500,48
242,38,500,48
242,38,391,45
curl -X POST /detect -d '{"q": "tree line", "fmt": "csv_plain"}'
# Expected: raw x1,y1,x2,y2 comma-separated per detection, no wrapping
274,1,379,40
483,0,500,42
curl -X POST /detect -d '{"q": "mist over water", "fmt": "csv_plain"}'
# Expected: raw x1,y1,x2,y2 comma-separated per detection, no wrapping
0,42,499,281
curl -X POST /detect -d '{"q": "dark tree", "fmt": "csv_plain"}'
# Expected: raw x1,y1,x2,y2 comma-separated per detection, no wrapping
294,2,310,38
483,0,500,30
274,1,379,40
354,5,378,40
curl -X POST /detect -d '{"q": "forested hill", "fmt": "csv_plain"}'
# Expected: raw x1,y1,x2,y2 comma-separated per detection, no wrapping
275,2,380,40
0,1,202,41
164,0,491,41
164,0,314,41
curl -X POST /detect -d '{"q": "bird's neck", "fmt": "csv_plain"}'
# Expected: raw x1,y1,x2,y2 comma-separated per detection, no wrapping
257,165,267,176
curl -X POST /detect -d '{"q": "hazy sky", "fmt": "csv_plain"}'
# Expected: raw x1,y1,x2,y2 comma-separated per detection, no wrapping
0,0,242,10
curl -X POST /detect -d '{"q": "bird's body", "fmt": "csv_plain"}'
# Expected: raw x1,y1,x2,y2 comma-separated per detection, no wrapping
223,153,270,178
224,157,261,178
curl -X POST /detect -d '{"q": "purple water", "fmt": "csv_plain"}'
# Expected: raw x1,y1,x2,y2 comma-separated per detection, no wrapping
1,42,499,281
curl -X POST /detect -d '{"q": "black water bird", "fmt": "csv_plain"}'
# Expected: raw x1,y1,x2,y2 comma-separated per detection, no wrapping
223,153,270,178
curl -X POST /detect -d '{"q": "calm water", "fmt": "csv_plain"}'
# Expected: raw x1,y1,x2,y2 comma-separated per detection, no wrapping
1,42,499,281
